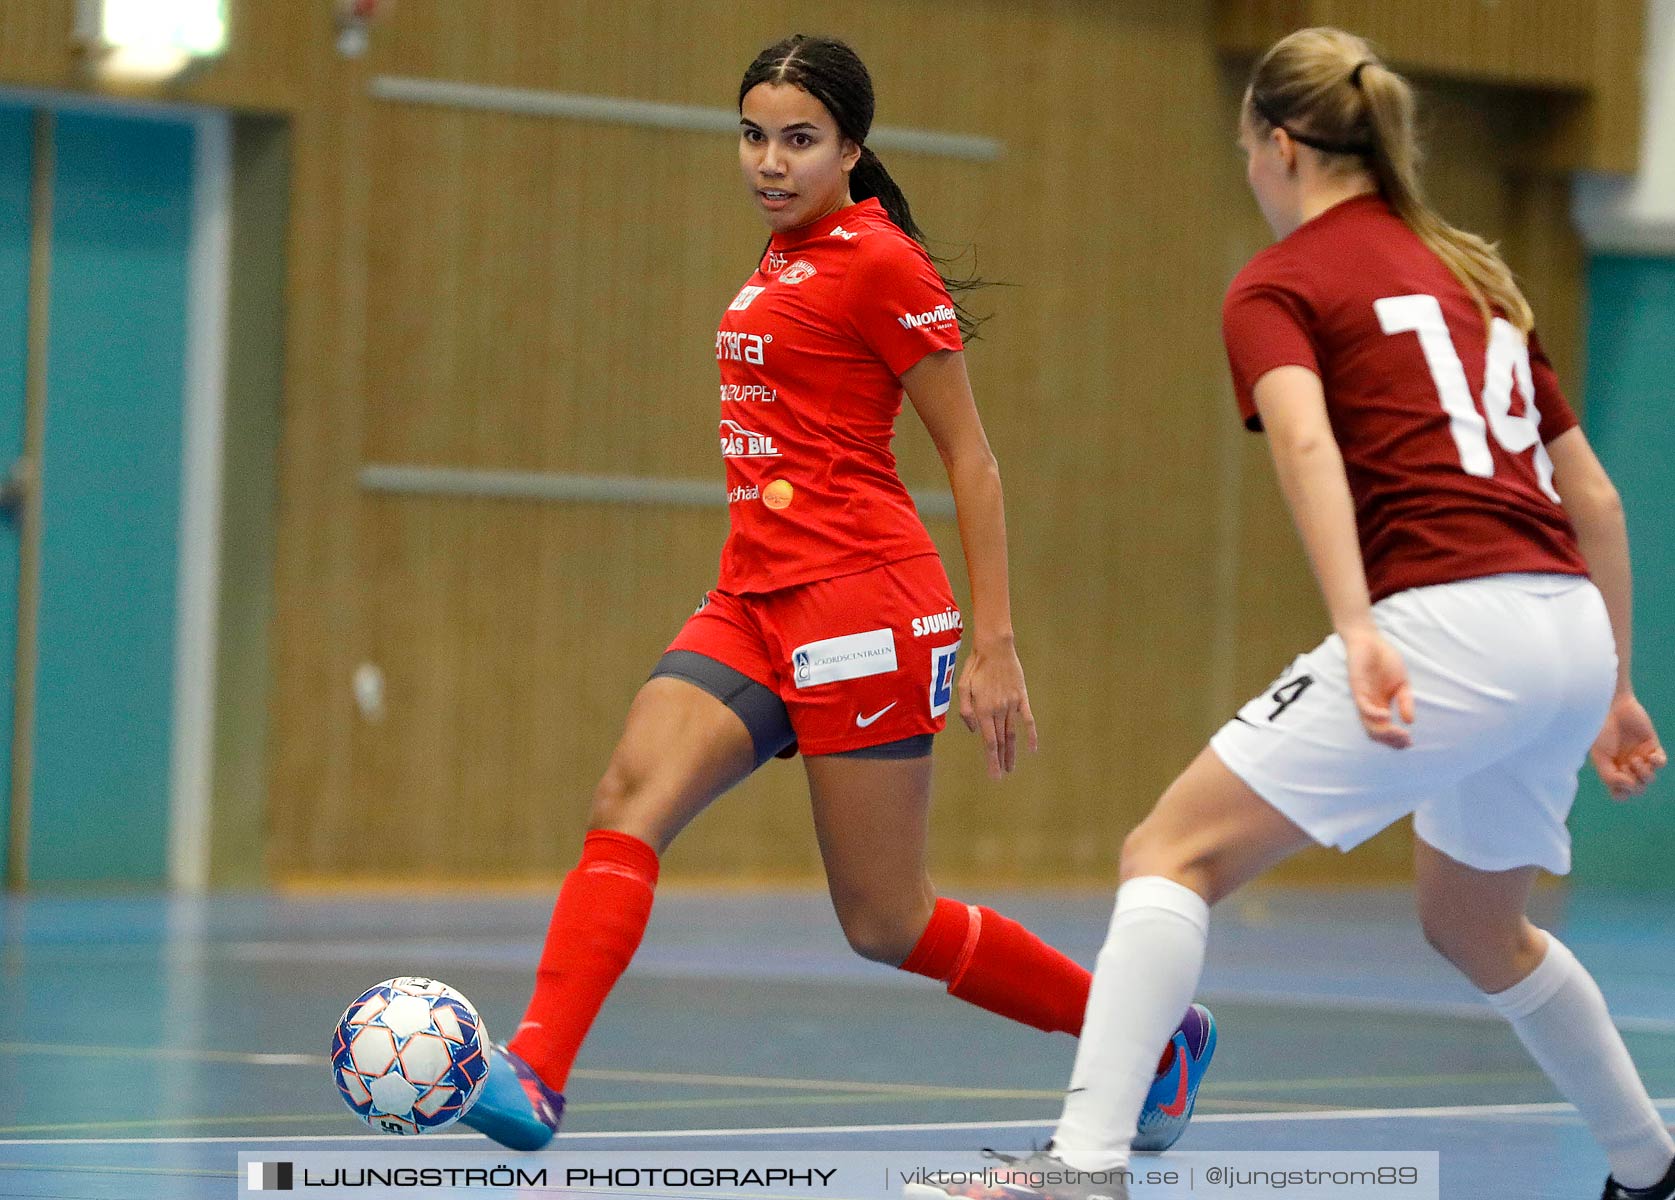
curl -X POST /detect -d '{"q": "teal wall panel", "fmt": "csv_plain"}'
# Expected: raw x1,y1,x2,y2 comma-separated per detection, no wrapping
29,113,194,886
0,105,33,878
1570,254,1675,889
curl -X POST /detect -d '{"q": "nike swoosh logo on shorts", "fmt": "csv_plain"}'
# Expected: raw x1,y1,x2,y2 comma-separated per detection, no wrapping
855,703,897,728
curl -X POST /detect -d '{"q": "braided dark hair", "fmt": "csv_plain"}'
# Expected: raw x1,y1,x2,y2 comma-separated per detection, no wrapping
739,34,989,340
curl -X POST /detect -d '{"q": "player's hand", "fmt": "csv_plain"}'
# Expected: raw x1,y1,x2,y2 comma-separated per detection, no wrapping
1343,626,1414,749
1590,692,1667,801
957,637,1038,780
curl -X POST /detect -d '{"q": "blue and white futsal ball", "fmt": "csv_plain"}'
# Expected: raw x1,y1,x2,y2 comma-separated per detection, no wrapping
331,976,490,1134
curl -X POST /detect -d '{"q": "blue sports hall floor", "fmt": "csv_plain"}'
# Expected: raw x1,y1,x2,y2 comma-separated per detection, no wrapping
1,885,1670,1198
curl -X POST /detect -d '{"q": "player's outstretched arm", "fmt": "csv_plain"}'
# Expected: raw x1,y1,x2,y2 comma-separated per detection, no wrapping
901,348,1038,779
1547,428,1668,799
1253,365,1415,749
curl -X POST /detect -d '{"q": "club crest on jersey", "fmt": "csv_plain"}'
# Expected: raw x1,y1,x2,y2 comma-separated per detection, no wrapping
728,285,766,311
779,260,817,285
719,418,780,458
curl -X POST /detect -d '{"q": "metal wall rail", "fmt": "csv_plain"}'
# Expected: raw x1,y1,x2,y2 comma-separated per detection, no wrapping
359,463,958,518
368,76,1005,162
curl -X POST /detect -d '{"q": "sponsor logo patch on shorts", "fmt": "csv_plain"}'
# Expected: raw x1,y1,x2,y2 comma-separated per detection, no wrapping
791,628,897,689
930,641,960,717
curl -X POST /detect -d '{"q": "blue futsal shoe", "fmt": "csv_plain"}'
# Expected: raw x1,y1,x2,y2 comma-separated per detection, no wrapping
1133,1003,1216,1153
459,1043,565,1151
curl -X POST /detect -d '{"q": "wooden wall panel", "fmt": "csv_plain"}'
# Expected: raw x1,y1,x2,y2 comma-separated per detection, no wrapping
275,0,1251,885
0,0,1635,886
0,0,80,87
262,40,372,875
1214,0,1644,172
0,0,314,111
360,107,769,477
1219,0,1594,88
256,0,1629,886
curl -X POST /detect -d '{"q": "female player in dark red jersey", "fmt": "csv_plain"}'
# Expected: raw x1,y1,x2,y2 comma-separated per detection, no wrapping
458,34,1211,1152
912,27,1673,1200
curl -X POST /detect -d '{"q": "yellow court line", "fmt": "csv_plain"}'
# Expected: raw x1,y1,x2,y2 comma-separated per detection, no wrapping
0,1162,232,1180
1205,1069,1547,1094
0,1114,331,1136
571,1092,953,1114
0,1041,316,1066
0,1090,1039,1137
1192,1097,1342,1113
0,1091,1368,1139
570,1066,1058,1098
573,1064,1552,1099
0,1040,1556,1113
0,1043,1062,1099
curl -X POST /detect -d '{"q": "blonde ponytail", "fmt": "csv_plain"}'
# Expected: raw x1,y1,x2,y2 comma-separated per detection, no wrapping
1247,28,1534,333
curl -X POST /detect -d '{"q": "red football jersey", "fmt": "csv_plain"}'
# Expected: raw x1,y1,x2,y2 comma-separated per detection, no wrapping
714,198,963,594
1222,193,1589,603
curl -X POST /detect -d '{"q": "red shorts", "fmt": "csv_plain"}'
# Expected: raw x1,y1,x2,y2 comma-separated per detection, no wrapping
666,554,963,755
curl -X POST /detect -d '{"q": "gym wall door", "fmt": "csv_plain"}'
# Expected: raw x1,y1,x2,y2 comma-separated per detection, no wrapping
0,99,216,889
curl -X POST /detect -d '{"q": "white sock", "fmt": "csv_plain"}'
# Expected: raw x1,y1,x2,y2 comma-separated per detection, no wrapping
1485,932,1675,1190
1052,875,1210,1173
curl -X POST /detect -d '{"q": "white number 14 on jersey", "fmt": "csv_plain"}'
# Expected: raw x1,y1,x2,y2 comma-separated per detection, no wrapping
1375,293,1561,501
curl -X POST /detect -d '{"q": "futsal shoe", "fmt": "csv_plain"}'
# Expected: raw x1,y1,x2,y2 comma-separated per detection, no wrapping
1132,1003,1217,1153
459,1043,564,1151
1602,1155,1675,1200
901,1148,1127,1200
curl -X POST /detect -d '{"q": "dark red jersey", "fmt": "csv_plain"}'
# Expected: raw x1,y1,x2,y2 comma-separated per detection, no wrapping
714,198,962,594
1222,193,1589,603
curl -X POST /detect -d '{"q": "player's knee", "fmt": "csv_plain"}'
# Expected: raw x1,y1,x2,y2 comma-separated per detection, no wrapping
1122,823,1198,884
1121,829,1232,905
1119,823,1169,880
1418,897,1479,959
1418,912,1462,966
833,903,928,966
1419,909,1534,988
587,755,664,842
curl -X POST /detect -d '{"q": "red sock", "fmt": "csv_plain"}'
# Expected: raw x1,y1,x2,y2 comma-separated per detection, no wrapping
900,897,1091,1035
507,830,659,1092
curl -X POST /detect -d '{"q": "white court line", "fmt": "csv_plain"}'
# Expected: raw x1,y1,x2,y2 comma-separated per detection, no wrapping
4,1099,1671,1147
1200,988,1675,1037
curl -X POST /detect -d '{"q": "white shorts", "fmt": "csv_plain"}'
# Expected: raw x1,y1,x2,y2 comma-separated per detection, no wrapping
1209,573,1615,875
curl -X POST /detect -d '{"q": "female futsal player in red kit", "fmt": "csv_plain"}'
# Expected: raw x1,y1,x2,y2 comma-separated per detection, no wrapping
457,34,1215,1151
913,26,1672,1200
